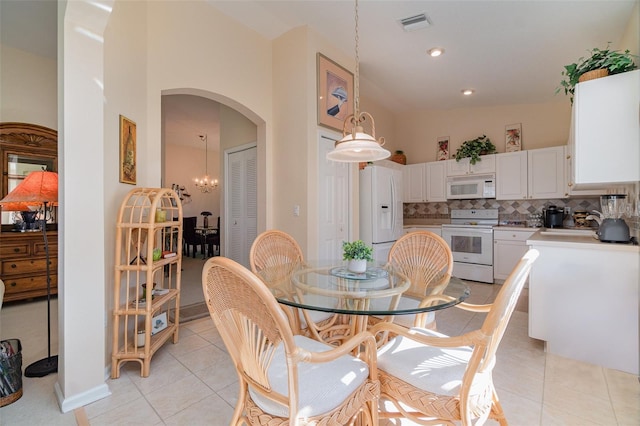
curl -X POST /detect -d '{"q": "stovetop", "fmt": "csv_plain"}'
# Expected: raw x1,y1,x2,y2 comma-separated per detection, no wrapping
444,209,499,227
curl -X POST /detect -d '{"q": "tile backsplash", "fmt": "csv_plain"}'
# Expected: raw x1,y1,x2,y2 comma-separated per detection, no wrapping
404,198,603,223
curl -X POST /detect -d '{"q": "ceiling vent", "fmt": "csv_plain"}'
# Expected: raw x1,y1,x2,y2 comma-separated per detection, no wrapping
399,13,431,32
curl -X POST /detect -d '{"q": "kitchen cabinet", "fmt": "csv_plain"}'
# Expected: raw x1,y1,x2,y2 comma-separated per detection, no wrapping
111,188,183,378
495,147,565,200
493,228,536,281
402,161,446,203
446,155,495,177
527,232,639,375
570,69,639,187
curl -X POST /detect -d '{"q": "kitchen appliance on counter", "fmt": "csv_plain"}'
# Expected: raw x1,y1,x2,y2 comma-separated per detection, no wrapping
588,194,631,243
543,205,565,228
441,209,498,283
360,165,403,262
572,210,589,227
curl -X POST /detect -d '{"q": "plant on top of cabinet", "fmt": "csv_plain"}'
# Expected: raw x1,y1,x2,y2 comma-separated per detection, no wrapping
556,44,638,103
454,135,496,165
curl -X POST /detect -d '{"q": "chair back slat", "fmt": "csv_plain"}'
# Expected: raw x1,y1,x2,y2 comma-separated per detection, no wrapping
250,230,305,288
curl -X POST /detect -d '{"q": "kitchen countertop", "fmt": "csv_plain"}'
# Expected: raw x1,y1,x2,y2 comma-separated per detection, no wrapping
527,229,639,252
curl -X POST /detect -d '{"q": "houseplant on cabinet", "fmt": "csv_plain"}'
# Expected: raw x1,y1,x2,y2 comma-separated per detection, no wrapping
454,135,496,165
342,240,373,273
557,44,637,103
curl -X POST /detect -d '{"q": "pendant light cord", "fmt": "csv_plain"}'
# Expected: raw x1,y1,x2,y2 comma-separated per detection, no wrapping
354,0,360,118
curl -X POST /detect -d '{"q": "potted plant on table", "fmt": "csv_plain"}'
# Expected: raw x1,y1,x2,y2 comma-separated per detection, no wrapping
454,135,496,165
342,240,373,273
556,44,638,104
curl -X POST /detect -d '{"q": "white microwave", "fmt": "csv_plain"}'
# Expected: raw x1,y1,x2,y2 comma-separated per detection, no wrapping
446,174,496,199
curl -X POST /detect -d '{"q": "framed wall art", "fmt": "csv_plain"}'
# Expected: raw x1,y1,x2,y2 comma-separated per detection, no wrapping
437,136,449,160
317,53,354,133
119,115,137,184
151,312,168,335
505,123,522,152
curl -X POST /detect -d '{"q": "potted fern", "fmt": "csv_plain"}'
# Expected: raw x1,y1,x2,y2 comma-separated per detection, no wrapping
454,135,496,165
342,240,373,273
557,44,638,104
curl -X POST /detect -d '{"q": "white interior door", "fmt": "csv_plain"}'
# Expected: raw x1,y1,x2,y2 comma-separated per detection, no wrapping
318,131,350,260
225,143,257,268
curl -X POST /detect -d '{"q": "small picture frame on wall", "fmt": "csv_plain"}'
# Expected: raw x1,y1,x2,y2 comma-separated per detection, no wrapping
505,123,522,152
437,136,449,160
119,115,137,184
317,53,354,133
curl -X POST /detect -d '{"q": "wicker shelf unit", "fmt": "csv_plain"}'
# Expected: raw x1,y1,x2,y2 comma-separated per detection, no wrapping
111,188,183,378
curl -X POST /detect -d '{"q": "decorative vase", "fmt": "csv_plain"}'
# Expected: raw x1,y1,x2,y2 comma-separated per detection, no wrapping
390,152,407,165
348,259,367,274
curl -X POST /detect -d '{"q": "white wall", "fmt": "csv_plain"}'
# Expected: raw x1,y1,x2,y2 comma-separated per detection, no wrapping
0,44,57,127
619,1,639,55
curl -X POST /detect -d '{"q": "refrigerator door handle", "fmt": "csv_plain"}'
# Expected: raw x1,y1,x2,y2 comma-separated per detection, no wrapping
390,176,397,236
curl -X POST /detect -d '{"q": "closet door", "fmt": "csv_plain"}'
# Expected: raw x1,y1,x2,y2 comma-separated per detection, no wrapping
226,144,257,268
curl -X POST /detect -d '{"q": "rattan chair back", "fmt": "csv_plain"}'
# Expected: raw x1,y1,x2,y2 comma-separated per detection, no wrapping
250,230,304,289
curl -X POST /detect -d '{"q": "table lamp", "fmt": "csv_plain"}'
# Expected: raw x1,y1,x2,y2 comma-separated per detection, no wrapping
0,170,58,377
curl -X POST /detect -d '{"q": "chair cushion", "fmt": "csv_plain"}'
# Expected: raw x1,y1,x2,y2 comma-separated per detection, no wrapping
370,296,435,328
249,335,370,418
377,327,488,398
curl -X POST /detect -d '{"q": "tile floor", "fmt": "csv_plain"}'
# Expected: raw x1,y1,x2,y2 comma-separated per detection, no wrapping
1,282,639,425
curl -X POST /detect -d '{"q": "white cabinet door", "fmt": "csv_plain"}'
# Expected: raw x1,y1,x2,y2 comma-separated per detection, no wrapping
493,229,535,280
403,163,426,202
446,155,495,176
496,151,527,200
528,146,566,199
573,69,640,186
426,161,446,202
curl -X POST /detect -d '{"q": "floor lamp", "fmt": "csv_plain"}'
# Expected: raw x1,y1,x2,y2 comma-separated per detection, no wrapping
0,170,59,377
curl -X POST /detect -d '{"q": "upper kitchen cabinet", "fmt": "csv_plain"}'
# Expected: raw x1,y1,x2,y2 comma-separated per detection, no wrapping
446,155,495,177
402,162,446,203
570,70,639,187
496,147,566,200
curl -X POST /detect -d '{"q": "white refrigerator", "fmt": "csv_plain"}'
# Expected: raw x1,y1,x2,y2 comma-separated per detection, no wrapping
359,165,404,263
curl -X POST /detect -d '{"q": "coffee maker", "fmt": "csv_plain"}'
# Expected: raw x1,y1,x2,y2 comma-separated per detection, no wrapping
543,205,565,228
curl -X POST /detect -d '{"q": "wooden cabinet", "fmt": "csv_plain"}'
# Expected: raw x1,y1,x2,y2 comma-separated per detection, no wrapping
111,188,183,378
496,147,566,200
446,155,495,176
0,231,57,302
402,162,447,203
493,229,535,281
570,69,639,187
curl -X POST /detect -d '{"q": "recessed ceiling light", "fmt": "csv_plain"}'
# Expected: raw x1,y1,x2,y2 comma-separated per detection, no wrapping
428,48,444,57
461,89,474,96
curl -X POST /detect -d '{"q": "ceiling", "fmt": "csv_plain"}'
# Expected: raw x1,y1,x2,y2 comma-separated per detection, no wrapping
2,0,636,144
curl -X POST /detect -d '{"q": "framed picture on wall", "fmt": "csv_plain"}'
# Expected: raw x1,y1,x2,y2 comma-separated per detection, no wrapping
505,123,522,152
119,115,137,184
437,136,449,160
317,53,354,133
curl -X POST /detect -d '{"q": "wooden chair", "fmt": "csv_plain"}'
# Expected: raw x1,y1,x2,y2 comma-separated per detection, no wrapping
370,249,539,426
206,216,220,257
249,229,335,337
202,256,380,425
182,216,201,258
371,231,453,330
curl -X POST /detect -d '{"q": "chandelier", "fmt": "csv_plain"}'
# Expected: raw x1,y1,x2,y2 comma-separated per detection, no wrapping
326,0,390,163
194,134,218,193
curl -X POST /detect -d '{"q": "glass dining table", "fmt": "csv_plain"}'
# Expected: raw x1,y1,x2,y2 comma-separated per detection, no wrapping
266,261,470,345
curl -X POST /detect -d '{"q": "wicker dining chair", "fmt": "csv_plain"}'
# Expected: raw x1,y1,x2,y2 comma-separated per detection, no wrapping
202,256,380,425
249,230,336,338
371,231,453,331
370,249,539,426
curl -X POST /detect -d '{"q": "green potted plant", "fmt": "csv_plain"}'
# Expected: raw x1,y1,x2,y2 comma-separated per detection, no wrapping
342,240,373,273
557,44,638,103
454,135,496,165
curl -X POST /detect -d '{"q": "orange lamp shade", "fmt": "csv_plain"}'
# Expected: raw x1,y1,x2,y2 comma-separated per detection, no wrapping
0,171,58,207
0,202,34,212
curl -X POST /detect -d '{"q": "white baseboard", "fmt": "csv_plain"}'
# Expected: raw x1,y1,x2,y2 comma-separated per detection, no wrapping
55,381,111,413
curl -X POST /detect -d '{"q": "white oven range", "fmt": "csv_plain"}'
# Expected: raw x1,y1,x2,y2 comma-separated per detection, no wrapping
441,209,498,284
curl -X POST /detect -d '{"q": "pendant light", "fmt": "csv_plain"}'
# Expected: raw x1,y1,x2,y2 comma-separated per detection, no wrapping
326,0,390,163
194,134,218,193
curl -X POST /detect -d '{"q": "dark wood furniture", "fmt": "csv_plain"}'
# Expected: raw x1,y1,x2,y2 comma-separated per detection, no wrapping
0,123,58,302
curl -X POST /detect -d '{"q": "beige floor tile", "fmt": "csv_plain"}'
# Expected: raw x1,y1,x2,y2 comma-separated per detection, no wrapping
144,374,214,420
163,393,235,425
541,405,607,426
543,377,617,425
84,373,144,419
545,354,610,401
497,388,543,426
182,317,215,334
215,380,240,409
125,352,193,395
163,333,211,357
193,353,238,391
87,395,162,426
177,344,229,374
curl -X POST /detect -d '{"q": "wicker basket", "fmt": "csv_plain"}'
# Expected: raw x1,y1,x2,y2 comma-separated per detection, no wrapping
578,69,609,83
0,339,23,407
